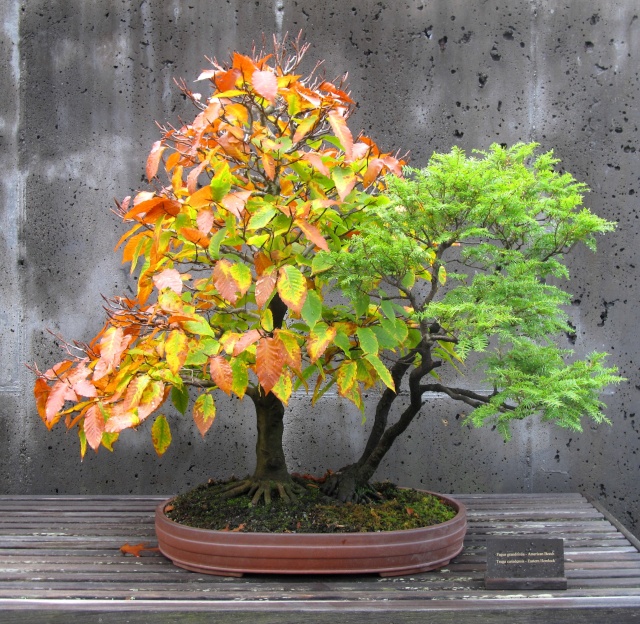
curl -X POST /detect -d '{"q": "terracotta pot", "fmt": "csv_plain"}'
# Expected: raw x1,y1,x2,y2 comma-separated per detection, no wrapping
155,491,467,577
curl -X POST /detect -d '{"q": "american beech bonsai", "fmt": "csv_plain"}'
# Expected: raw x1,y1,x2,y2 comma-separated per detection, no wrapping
33,38,620,507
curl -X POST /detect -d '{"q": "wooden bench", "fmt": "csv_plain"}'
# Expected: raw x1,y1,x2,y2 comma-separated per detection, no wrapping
1,493,639,623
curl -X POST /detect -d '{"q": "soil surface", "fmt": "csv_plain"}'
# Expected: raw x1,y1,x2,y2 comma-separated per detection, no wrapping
165,478,457,533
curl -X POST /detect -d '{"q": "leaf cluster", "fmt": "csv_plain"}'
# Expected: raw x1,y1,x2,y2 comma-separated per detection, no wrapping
327,143,622,437
32,37,405,456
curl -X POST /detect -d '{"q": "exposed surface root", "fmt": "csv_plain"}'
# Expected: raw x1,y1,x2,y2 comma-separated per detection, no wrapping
321,468,381,504
219,476,306,506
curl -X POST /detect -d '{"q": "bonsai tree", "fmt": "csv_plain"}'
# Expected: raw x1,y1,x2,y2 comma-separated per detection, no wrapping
32,38,620,506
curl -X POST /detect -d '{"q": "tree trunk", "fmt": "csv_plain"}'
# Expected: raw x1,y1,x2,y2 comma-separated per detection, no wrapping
323,353,435,502
249,389,291,483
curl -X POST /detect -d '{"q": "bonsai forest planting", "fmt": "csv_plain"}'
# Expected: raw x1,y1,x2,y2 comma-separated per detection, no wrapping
33,38,621,533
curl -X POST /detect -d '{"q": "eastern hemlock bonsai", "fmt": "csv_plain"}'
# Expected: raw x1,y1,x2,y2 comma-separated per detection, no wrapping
32,38,620,508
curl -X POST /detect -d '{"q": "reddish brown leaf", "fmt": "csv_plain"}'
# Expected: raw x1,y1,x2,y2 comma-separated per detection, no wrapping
301,152,330,177
254,251,273,276
362,158,385,188
45,380,77,423
252,70,278,104
328,112,353,160
196,209,214,235
213,259,240,304
146,140,166,180
136,380,166,421
255,270,277,308
103,409,139,434
72,379,98,398
220,190,251,220
94,327,129,381
295,219,329,251
232,329,262,356
84,404,105,451
209,356,234,395
186,160,209,195
255,337,285,394
319,81,355,104
123,197,165,220
153,268,183,294
383,154,403,177
193,394,216,437
261,152,276,181
142,198,181,222
34,377,50,423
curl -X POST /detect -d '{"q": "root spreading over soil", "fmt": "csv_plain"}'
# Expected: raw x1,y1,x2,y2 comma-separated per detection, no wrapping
166,478,457,533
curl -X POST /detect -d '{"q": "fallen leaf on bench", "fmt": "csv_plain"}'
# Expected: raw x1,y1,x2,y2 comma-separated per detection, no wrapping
120,542,160,557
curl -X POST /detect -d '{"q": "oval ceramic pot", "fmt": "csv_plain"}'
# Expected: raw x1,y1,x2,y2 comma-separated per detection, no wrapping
155,491,467,577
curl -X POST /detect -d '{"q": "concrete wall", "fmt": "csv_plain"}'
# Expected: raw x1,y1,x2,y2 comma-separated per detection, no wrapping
1,0,638,532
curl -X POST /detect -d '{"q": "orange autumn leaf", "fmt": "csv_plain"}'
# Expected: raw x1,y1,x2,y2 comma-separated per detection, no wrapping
328,112,353,160
232,329,262,356
146,140,166,180
295,218,329,251
84,404,105,451
255,271,277,309
181,227,210,248
209,356,234,395
261,151,276,180
254,251,273,276
214,68,241,92
255,336,285,394
120,542,160,557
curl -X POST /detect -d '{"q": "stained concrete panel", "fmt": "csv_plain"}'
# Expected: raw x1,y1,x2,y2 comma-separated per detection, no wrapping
2,0,638,534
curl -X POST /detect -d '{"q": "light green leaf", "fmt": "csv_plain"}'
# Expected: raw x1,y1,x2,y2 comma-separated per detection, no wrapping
356,327,378,355
248,204,277,230
208,227,227,259
210,162,233,201
364,354,395,391
354,293,370,317
301,289,323,328
231,358,249,399
182,316,216,337
311,252,335,275
171,384,189,415
333,330,353,357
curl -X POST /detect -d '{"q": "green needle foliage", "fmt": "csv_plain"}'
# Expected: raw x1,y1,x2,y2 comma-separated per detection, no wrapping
329,143,621,443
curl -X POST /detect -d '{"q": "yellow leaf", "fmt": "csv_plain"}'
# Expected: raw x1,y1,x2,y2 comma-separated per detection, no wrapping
151,414,172,456
277,265,307,314
165,330,188,374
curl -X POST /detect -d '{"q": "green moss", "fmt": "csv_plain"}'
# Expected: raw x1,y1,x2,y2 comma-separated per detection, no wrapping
166,479,457,533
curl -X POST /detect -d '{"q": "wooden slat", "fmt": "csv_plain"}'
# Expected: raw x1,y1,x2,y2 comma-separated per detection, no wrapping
0,492,639,622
